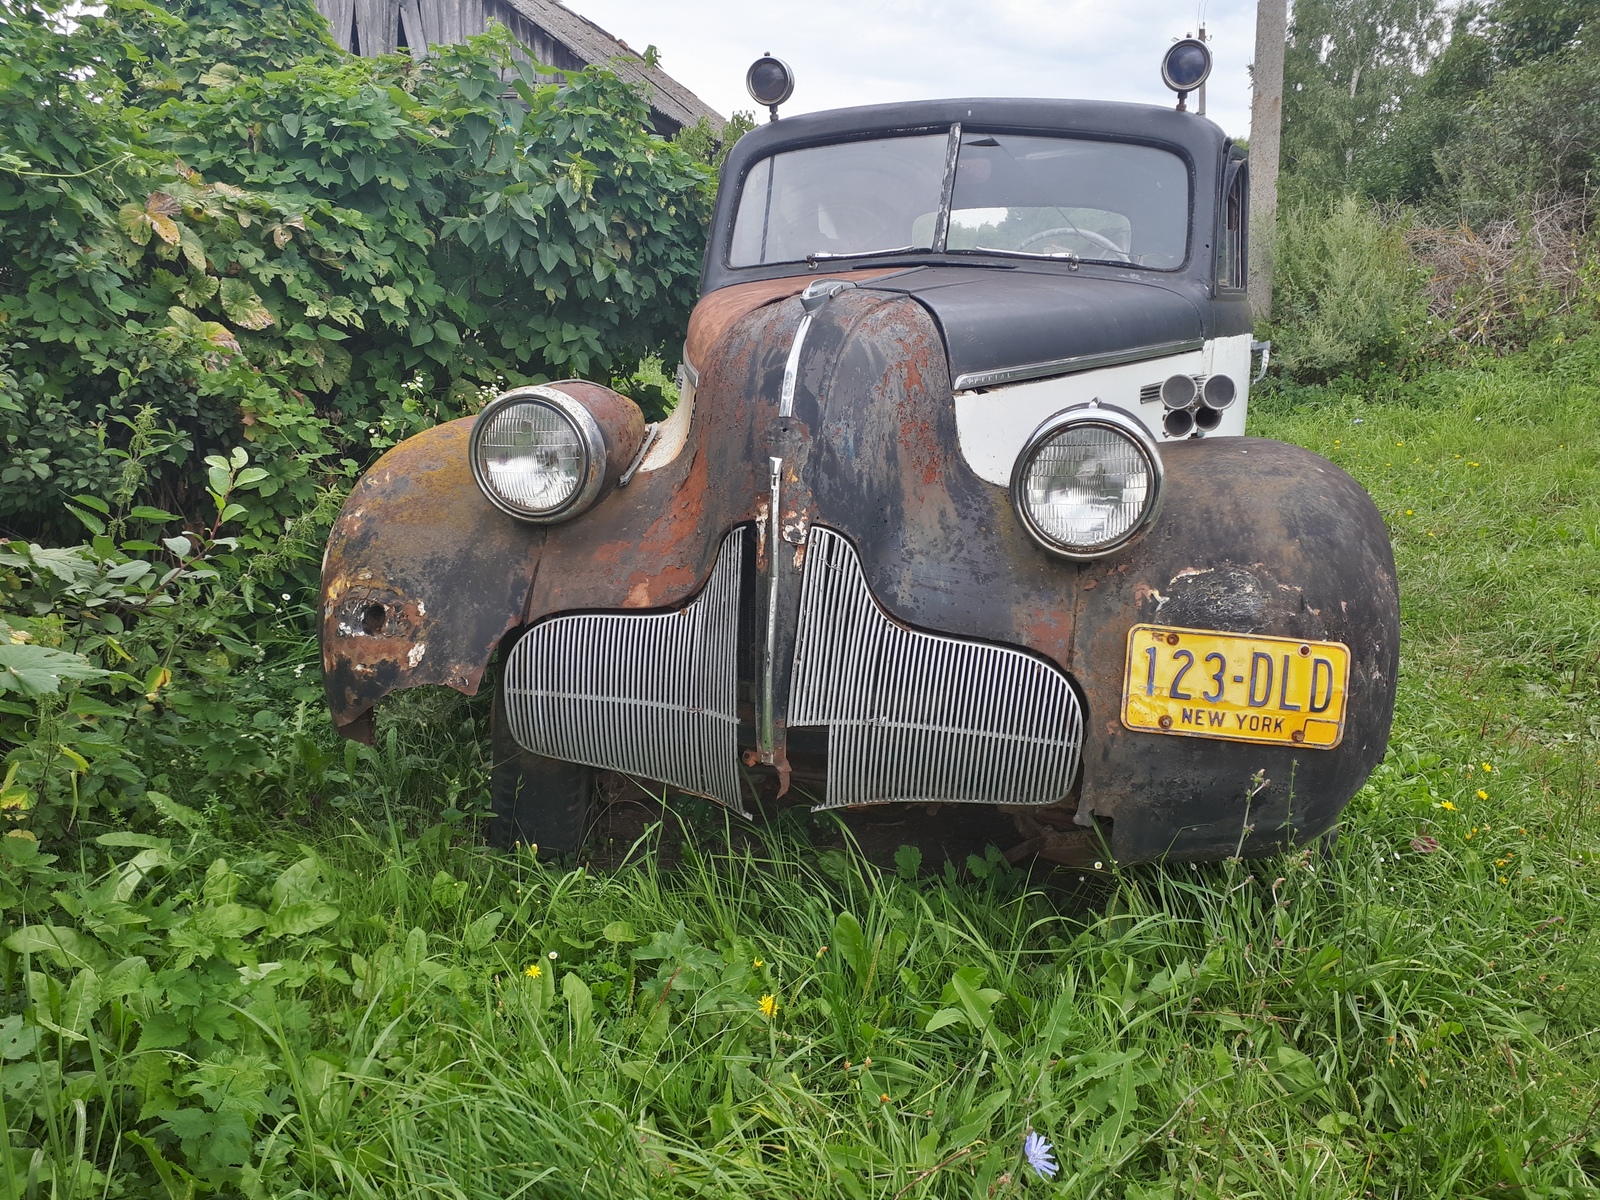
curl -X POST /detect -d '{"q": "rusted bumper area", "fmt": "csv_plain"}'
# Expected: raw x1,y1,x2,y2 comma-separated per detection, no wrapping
320,418,545,742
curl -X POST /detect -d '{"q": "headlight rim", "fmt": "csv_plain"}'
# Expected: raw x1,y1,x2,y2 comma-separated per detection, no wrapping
470,385,608,523
1010,402,1165,561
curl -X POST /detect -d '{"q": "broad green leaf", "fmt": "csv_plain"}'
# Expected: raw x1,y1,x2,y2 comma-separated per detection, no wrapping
271,855,325,910
832,911,867,981
195,903,268,940
464,910,502,951
59,967,101,1037
0,644,107,695
65,504,105,536
96,832,171,849
161,535,192,558
220,278,273,329
70,494,109,514
119,203,152,245
5,925,105,971
266,902,339,937
177,222,207,271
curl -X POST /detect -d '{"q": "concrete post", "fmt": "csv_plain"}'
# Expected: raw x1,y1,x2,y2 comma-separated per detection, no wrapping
1249,0,1288,321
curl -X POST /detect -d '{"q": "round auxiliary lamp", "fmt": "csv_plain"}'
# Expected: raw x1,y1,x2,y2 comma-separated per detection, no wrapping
1160,38,1212,112
747,54,795,122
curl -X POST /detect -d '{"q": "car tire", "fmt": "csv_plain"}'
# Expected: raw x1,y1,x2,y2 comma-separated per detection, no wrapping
488,668,594,856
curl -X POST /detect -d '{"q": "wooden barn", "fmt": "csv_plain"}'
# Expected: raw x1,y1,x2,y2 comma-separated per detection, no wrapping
312,0,723,135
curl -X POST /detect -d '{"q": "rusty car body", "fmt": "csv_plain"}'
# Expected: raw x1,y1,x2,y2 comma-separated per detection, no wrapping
320,95,1399,866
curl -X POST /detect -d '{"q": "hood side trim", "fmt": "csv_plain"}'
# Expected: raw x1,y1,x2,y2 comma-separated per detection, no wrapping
953,338,1205,392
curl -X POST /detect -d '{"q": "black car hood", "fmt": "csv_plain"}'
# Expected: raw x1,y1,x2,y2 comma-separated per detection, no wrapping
861,266,1206,390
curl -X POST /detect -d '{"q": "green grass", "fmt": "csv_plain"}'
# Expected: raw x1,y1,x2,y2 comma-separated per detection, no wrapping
7,341,1600,1198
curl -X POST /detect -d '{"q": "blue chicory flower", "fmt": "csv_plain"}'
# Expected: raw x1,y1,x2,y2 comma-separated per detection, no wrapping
1023,1129,1058,1180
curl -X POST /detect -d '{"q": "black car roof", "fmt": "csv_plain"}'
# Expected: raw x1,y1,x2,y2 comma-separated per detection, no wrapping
702,97,1232,295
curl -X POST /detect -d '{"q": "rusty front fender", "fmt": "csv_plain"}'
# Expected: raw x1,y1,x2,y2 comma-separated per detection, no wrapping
320,418,545,742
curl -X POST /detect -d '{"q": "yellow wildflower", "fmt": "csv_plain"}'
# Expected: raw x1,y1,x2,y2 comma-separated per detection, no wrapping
752,957,764,969
524,963,542,979
759,994,778,1019
1405,509,1414,515
1477,790,1489,801
1439,800,1457,811
1481,763,1492,772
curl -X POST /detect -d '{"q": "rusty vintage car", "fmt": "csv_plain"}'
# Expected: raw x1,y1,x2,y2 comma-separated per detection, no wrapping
320,62,1399,867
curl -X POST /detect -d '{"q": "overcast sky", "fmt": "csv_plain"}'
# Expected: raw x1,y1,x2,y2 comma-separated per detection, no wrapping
567,1,1264,139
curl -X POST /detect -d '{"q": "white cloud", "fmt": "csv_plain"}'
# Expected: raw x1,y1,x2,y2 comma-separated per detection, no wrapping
566,0,1263,139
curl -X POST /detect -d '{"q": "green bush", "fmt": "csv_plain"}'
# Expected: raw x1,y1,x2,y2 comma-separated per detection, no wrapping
0,0,713,546
1268,195,1434,381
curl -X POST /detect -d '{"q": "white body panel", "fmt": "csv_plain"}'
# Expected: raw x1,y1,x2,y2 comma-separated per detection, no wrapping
953,332,1255,487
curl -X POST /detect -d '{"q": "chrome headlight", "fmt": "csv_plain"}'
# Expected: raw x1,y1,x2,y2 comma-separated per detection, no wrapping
470,387,606,522
1011,403,1164,559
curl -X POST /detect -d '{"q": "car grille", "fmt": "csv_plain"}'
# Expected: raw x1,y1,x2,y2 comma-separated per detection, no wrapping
789,526,1083,809
502,524,1084,812
502,528,748,814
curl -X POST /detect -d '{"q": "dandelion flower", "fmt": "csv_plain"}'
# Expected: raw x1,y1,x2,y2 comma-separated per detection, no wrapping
1439,800,1456,811
1481,763,1492,772
879,1093,889,1103
759,994,778,1019
524,963,542,979
1477,790,1489,801
1023,1131,1058,1181
752,957,764,969
1405,509,1414,515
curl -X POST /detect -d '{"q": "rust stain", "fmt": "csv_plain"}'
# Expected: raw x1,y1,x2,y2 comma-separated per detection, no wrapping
685,269,902,368
622,564,697,609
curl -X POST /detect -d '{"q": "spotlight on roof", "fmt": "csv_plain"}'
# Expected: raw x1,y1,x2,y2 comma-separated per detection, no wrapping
746,54,795,122
1161,38,1212,112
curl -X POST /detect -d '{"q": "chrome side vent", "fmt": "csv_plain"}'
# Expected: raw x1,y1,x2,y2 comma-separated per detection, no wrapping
503,528,748,815
788,526,1083,809
1138,382,1162,404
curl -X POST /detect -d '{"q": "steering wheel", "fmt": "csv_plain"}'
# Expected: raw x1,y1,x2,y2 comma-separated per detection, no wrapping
1015,226,1131,261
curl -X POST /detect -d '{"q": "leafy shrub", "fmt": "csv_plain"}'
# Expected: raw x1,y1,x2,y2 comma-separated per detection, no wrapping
0,445,335,840
1268,195,1434,381
1443,45,1600,220
0,0,714,545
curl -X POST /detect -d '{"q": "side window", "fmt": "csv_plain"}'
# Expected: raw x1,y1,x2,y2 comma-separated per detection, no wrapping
1217,161,1247,291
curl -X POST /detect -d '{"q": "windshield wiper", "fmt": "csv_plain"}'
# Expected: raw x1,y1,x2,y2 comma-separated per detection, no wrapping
805,246,927,266
959,246,1082,268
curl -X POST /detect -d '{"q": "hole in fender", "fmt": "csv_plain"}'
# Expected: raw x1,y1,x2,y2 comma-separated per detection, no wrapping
361,603,387,635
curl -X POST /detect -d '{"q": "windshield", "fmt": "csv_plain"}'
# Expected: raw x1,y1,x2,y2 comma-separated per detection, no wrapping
728,134,948,267
728,129,1189,270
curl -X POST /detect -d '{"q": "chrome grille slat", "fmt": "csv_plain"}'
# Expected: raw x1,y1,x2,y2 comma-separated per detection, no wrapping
789,526,1083,809
504,529,748,815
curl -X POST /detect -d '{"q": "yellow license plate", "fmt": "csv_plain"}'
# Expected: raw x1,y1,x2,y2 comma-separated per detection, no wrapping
1122,625,1350,749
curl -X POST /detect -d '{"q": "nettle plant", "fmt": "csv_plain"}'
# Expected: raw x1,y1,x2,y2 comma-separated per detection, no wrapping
0,0,714,544
0,446,308,841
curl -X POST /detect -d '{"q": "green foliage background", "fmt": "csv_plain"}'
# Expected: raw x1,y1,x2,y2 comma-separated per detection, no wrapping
1269,0,1600,380
0,0,715,544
